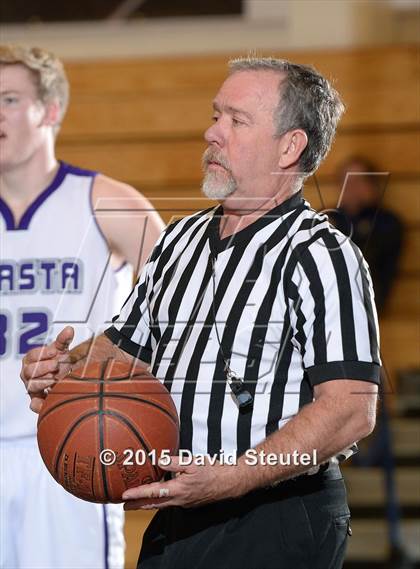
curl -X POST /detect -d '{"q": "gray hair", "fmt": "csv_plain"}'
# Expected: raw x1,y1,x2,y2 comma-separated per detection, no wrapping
228,57,345,177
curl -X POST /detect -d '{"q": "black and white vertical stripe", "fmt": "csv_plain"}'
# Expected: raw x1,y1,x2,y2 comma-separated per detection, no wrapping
105,192,380,456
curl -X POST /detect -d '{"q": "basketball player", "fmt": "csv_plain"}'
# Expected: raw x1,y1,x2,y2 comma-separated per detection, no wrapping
0,45,164,569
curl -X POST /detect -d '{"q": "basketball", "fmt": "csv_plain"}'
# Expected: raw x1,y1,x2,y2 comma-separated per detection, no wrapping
37,360,179,504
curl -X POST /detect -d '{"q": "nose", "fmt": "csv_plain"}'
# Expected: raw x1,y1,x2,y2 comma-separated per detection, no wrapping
204,120,224,148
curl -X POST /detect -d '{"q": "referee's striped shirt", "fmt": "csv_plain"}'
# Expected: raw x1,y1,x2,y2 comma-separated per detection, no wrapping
105,191,380,457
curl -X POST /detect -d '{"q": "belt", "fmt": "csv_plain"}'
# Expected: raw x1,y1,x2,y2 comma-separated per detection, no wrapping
269,460,343,489
295,460,342,479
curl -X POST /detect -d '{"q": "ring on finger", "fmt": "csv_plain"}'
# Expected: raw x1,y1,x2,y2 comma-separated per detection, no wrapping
159,488,169,498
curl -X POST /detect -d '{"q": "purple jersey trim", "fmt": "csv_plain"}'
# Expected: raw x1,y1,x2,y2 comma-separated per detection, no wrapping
0,197,15,230
0,161,98,231
114,260,128,273
102,505,110,569
63,162,97,178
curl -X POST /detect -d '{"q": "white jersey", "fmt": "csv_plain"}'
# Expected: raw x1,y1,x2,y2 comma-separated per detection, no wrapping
0,161,133,440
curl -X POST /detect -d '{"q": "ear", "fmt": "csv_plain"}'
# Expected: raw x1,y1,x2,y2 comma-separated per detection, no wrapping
40,99,61,129
277,129,308,171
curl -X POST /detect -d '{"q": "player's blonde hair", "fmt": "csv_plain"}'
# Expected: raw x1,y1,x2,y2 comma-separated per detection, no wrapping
0,44,69,131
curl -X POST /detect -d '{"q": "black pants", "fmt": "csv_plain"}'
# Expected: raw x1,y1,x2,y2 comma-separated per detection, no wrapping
137,468,351,569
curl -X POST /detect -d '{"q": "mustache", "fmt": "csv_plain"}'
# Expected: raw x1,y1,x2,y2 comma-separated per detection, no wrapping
202,147,231,172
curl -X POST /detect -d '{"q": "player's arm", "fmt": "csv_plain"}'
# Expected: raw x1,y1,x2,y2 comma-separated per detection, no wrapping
20,326,148,413
91,175,165,272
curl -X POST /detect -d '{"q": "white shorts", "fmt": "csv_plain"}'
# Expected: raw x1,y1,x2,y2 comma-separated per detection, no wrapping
0,439,125,569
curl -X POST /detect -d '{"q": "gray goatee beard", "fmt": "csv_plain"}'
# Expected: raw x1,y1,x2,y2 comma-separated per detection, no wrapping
201,147,237,200
201,171,237,200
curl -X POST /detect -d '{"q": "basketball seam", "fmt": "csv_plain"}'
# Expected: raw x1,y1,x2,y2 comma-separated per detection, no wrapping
46,408,168,501
68,373,152,382
38,393,178,427
53,411,99,480
99,364,111,503
102,410,161,481
54,408,163,491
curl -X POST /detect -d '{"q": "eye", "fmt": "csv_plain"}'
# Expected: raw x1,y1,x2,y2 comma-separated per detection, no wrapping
212,115,220,122
2,96,18,105
232,117,243,126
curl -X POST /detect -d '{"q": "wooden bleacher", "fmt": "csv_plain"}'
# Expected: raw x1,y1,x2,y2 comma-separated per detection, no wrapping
56,45,419,567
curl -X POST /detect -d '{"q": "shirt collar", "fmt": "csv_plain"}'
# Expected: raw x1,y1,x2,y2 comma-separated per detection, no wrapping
207,190,305,254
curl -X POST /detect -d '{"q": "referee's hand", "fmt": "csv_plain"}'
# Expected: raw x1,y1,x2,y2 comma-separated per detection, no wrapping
20,326,74,414
122,456,238,510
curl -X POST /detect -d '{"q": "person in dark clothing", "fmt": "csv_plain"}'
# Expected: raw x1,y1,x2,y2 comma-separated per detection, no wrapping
330,156,412,569
330,156,404,315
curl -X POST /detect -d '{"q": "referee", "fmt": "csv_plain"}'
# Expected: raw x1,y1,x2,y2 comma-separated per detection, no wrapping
22,57,380,569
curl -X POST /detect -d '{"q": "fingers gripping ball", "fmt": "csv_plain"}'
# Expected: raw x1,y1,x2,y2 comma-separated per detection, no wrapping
37,361,179,503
